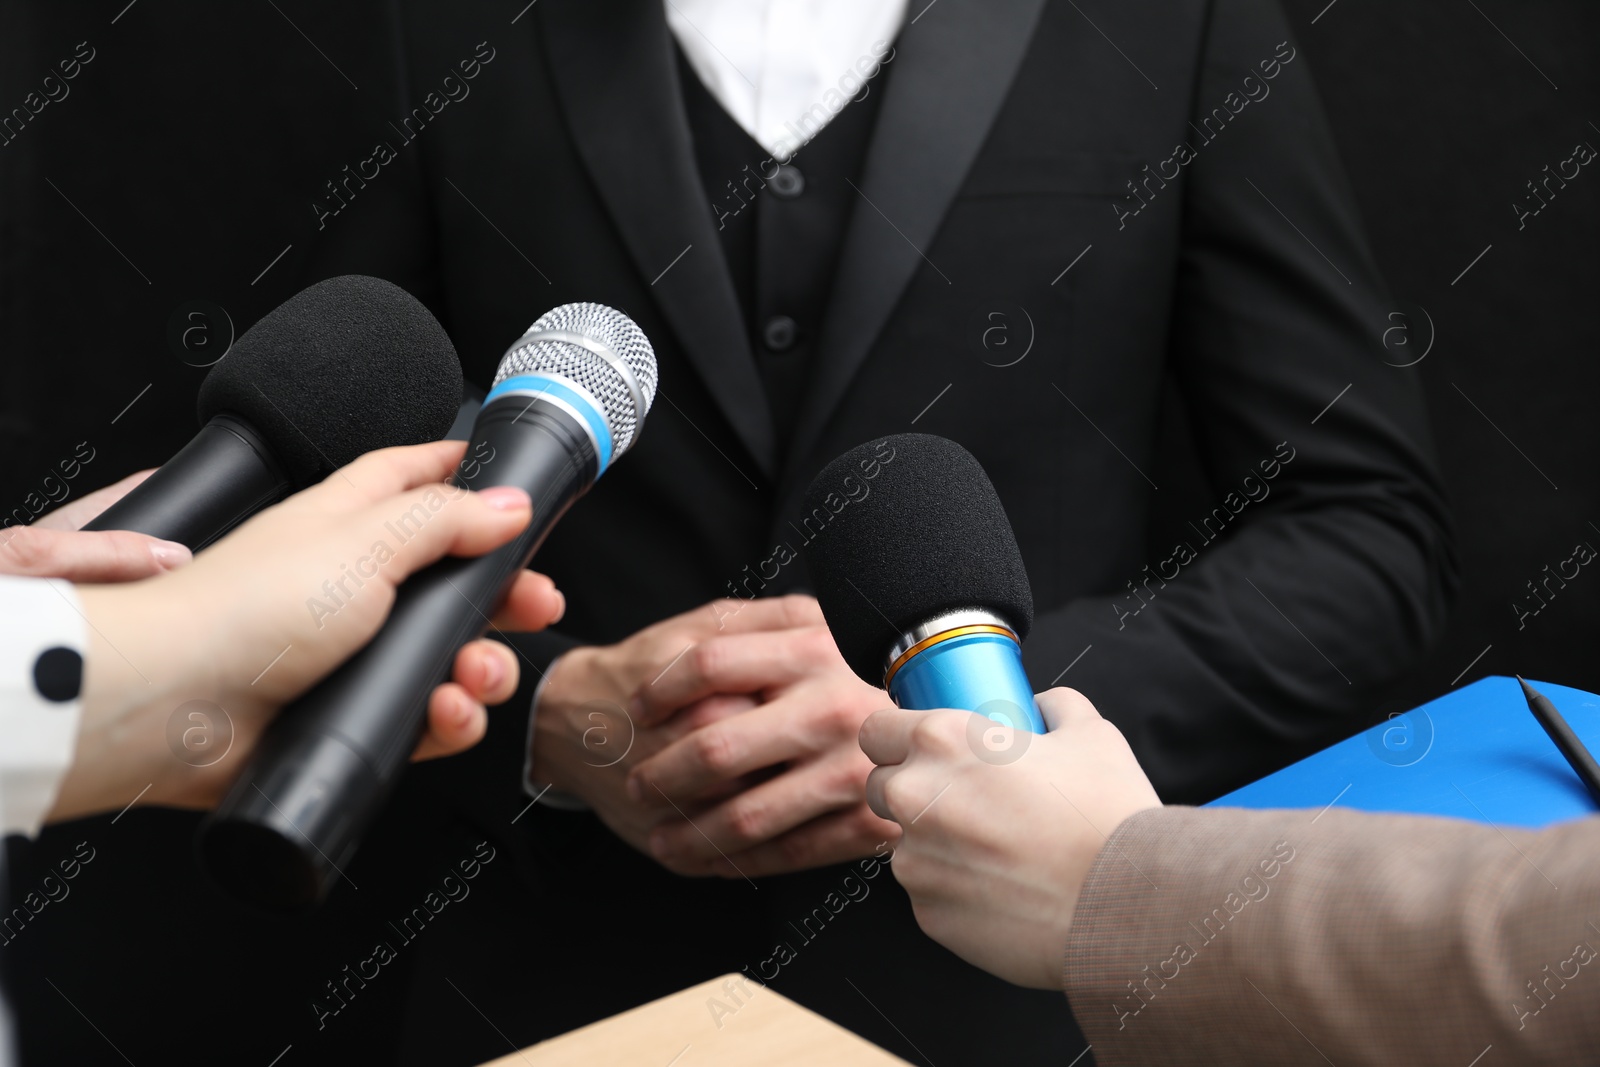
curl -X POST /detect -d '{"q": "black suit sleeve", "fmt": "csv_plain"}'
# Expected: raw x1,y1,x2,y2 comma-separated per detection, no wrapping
1023,0,1457,802
497,629,583,721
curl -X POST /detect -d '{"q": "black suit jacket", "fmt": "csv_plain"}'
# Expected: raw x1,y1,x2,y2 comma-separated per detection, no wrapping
303,3,1455,1060
315,0,1454,796
0,1,1455,1065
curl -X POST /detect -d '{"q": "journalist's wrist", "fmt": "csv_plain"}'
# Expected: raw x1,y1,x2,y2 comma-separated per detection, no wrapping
60,581,212,819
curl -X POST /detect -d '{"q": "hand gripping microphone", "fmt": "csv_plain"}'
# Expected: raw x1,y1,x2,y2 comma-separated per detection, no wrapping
200,303,658,910
799,433,1046,734
84,275,463,549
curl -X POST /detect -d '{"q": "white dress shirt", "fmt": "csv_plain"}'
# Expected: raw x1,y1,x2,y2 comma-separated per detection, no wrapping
0,576,85,839
665,0,907,160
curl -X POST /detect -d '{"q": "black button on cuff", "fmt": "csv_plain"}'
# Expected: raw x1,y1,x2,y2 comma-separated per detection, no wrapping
762,315,799,352
33,646,83,703
769,164,805,199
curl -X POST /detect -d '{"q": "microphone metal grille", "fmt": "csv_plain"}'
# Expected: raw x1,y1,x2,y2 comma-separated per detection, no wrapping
493,303,658,453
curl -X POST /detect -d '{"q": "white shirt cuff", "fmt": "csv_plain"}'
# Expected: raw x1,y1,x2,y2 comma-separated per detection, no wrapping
0,576,87,837
522,652,590,813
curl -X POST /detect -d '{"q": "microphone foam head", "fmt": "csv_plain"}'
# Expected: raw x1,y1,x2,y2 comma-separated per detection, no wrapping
493,303,658,454
800,433,1034,686
197,276,462,487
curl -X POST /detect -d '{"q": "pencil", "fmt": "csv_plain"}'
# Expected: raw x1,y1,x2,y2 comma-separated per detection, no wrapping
1518,676,1600,808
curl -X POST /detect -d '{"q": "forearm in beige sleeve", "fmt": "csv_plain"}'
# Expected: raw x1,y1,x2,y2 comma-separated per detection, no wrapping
1065,806,1600,1065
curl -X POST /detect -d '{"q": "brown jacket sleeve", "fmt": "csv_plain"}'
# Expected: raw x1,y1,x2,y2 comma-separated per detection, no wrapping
1065,806,1600,1065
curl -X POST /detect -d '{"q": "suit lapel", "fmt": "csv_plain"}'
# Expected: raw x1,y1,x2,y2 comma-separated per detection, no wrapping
783,0,1049,484
538,0,777,477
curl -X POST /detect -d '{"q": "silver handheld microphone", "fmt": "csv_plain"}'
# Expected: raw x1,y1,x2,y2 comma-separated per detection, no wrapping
201,303,657,910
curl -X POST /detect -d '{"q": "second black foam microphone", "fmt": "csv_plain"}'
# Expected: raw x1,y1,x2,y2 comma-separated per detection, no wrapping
200,303,658,910
84,275,463,549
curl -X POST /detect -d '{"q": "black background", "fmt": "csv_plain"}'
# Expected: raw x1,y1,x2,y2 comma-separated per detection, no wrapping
1,1,1596,1064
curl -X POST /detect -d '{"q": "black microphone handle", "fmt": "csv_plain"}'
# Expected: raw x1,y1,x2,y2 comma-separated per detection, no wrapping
199,398,598,910
83,414,292,550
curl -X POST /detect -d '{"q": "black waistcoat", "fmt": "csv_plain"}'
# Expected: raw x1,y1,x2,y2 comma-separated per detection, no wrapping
675,44,889,457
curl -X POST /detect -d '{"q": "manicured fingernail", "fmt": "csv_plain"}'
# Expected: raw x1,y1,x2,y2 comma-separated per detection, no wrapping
479,486,531,511
150,541,192,569
550,590,566,624
481,651,505,692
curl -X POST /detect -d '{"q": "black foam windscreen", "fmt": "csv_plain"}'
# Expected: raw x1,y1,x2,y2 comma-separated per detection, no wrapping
197,275,462,487
799,433,1034,685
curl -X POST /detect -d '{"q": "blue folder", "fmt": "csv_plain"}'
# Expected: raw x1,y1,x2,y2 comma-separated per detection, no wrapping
1208,675,1600,829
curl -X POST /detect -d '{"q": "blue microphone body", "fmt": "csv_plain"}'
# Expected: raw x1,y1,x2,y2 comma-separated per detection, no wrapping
798,434,1043,737
888,629,1045,733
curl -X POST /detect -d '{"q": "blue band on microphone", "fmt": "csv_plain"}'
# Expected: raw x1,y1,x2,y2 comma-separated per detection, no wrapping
888,632,1046,733
485,373,614,473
